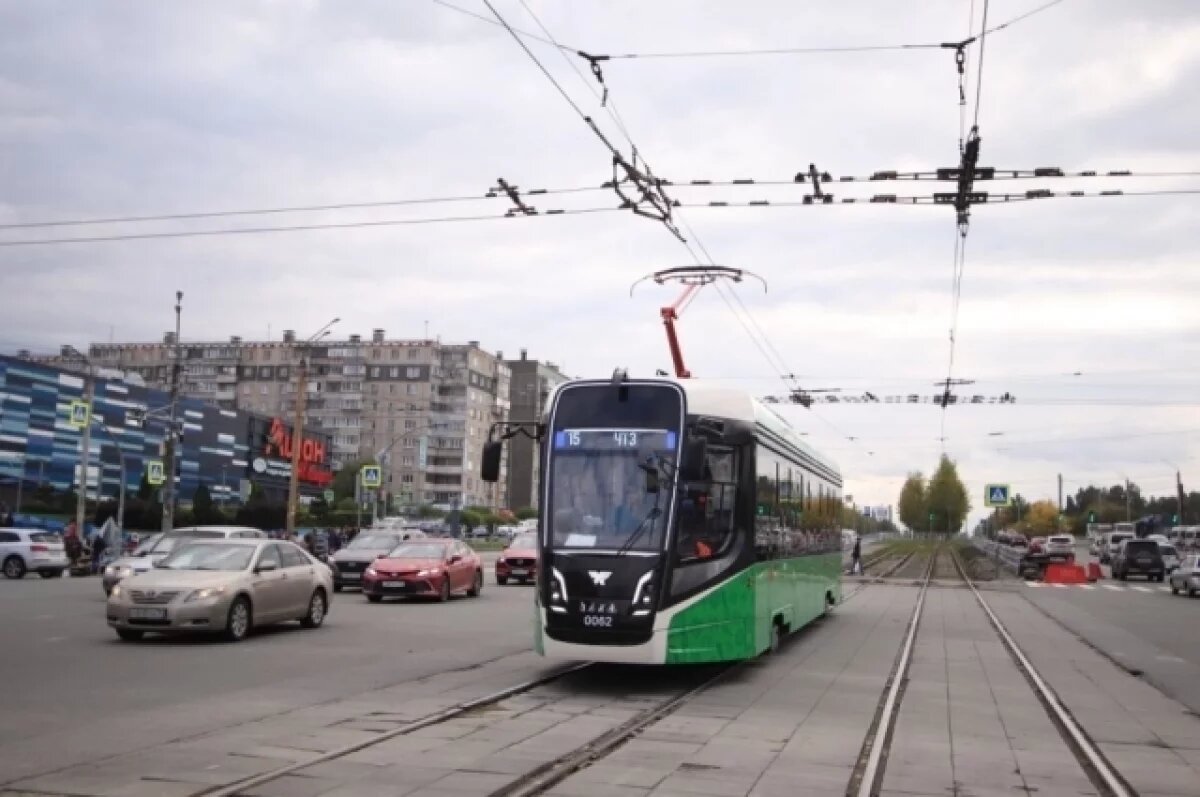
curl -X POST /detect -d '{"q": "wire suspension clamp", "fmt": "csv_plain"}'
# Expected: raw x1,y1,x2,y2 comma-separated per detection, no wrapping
492,178,538,216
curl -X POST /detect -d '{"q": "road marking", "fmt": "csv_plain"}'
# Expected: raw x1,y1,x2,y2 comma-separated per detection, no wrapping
1102,584,1124,591
1160,586,1173,593
1079,585,1095,590
1156,655,1186,664
1131,586,1152,593
1052,583,1070,589
1025,581,1043,587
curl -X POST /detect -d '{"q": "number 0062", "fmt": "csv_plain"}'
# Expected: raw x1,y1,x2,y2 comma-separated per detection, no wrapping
582,615,613,627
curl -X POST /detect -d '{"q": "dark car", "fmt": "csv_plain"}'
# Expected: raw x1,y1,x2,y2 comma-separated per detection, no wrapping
1112,539,1165,582
329,531,406,591
362,539,483,602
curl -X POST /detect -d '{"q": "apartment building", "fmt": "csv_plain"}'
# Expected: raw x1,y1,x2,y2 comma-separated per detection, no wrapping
70,330,511,508
504,350,570,510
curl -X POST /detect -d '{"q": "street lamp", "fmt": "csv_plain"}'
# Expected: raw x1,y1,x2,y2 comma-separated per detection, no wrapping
1161,459,1186,525
285,317,339,537
162,291,184,532
62,346,94,539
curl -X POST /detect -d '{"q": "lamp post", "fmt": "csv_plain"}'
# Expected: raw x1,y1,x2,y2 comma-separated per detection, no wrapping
162,291,183,532
285,318,339,537
62,346,95,539
1161,460,1186,526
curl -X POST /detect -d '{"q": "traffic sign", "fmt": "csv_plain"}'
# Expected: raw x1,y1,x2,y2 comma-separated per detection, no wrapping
323,489,335,503
68,400,90,429
360,465,382,488
984,484,1011,507
146,460,165,486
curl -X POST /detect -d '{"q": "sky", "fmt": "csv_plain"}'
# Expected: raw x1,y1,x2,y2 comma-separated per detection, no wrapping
1,0,1197,529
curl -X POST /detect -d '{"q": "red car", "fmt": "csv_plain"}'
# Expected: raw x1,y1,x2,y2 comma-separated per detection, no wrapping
1029,537,1046,554
362,539,483,602
496,532,539,585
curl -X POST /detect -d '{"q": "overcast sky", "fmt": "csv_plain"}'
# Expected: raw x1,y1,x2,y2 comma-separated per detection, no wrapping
1,0,1197,527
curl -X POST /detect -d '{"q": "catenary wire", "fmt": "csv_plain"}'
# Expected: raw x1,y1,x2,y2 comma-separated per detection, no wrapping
430,0,572,51
972,0,991,128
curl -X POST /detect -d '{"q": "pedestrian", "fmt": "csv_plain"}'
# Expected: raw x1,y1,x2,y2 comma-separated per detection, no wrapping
91,530,107,575
64,521,82,567
852,535,862,575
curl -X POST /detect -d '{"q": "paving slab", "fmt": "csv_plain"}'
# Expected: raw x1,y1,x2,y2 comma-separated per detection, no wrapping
882,587,1097,797
986,589,1200,796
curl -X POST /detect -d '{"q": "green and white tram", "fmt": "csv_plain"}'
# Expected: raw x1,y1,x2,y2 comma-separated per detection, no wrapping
482,375,842,664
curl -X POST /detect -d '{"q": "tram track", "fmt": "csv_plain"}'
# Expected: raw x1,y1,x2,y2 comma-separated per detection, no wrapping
846,544,1137,797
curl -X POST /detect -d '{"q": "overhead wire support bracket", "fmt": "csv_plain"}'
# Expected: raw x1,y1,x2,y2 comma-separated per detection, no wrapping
575,50,611,106
631,266,767,379
794,163,835,204
954,127,983,229
492,178,538,216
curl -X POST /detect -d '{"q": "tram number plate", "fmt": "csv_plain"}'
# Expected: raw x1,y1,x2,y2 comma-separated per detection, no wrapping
582,614,613,627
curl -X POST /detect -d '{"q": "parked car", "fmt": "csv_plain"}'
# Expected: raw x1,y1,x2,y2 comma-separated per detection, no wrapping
0,528,68,579
362,538,483,602
496,533,538,585
106,538,332,642
1044,535,1076,559
1028,537,1046,554
329,530,408,591
1111,538,1165,582
1168,555,1200,596
101,526,266,596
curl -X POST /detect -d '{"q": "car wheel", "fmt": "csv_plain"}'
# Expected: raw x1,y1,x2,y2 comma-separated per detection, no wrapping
496,576,508,586
438,578,451,602
300,590,327,628
1171,583,1179,595
767,621,783,655
3,556,26,580
116,629,144,642
223,597,252,642
367,594,383,603
468,570,482,597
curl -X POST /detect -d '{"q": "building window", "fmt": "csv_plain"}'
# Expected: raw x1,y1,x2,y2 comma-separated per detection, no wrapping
371,349,380,360
408,349,418,360
390,349,400,360
389,367,399,378
406,384,418,395
370,367,381,377
404,420,416,429
260,386,269,395
406,367,421,378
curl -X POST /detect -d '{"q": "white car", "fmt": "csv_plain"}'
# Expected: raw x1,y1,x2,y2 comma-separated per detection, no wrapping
1045,535,1076,558
1168,555,1200,597
0,528,69,579
101,525,265,595
1157,543,1181,574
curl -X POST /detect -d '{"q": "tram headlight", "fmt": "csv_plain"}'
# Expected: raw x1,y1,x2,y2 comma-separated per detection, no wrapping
548,567,568,613
631,570,656,616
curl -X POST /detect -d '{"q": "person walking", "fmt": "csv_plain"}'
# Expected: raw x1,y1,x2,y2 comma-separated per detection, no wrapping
851,535,862,575
64,521,82,569
91,530,107,575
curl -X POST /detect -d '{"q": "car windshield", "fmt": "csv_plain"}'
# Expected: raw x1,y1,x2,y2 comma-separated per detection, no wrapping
157,542,255,571
30,532,57,543
349,533,399,550
1124,541,1157,554
133,534,164,555
509,534,538,549
388,542,449,559
1160,545,1178,557
148,535,189,555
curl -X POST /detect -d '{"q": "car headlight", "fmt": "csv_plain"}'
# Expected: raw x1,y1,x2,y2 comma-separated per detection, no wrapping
417,568,440,577
365,567,377,577
110,585,122,598
184,586,227,603
498,557,506,564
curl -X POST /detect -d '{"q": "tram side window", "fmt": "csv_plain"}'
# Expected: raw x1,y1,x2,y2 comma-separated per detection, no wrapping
676,446,739,562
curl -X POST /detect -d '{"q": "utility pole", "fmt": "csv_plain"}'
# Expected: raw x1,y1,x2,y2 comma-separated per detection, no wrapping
14,456,24,515
1177,470,1186,525
1125,478,1132,522
74,361,95,538
161,291,183,533
285,348,308,537
285,317,339,536
1057,473,1063,513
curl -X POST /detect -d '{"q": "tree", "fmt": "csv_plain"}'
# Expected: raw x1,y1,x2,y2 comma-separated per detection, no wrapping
332,459,378,502
515,507,538,521
192,484,220,525
1023,500,1060,535
898,472,928,532
926,455,970,535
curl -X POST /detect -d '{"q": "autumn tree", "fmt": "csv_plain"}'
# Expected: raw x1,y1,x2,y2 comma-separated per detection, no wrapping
926,455,970,535
1023,500,1060,535
898,472,928,532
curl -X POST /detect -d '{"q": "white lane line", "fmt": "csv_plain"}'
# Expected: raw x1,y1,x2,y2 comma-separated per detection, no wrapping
1079,585,1095,590
1025,582,1043,587
1159,586,1173,593
1156,655,1186,664
1131,586,1153,593
1102,584,1124,591
1052,583,1070,589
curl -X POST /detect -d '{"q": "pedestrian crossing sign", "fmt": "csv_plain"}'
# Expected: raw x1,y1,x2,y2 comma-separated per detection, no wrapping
146,460,165,486
68,400,90,429
984,484,1011,507
360,465,382,488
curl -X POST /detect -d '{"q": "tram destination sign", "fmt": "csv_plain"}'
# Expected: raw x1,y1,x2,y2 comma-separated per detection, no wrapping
554,429,677,451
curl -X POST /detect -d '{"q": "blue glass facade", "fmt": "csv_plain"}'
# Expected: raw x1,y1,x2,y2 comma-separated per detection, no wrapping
0,355,330,506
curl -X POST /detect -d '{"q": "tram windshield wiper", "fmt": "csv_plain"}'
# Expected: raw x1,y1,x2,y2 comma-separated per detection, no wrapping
615,505,662,558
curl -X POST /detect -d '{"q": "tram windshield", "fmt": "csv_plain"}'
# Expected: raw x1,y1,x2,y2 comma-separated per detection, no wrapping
545,384,684,552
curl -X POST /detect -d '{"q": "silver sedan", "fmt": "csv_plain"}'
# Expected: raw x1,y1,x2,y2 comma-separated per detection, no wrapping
106,538,333,642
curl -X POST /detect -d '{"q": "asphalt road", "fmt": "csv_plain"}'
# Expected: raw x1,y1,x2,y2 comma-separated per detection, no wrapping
1015,540,1200,714
0,563,539,783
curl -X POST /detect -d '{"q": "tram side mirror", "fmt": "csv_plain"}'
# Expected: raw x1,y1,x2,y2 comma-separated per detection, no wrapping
679,437,708,482
481,441,503,483
643,466,660,494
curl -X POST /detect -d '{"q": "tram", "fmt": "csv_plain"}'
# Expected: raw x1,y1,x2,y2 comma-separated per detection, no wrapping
482,374,843,664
